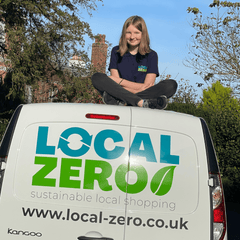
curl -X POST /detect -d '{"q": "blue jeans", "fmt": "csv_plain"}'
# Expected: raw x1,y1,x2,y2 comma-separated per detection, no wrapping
91,72,177,106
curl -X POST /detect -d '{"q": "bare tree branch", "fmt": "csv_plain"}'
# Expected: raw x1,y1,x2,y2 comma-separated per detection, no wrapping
186,1,240,95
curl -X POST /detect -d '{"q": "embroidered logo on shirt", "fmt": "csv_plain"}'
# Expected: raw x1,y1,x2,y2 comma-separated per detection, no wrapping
138,65,147,72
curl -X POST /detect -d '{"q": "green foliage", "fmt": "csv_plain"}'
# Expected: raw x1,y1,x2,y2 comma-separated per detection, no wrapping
213,109,240,177
187,7,200,14
168,79,240,202
202,81,240,111
186,0,240,95
0,0,102,99
52,76,103,104
0,72,24,115
203,106,240,202
200,82,240,177
199,82,240,202
222,177,240,202
0,72,24,142
0,0,104,142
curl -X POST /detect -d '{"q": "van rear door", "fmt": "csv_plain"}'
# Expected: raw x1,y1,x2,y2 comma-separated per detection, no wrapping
124,108,211,240
0,104,132,240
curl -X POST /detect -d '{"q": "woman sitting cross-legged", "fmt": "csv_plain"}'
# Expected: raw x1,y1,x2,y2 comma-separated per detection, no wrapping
91,15,177,109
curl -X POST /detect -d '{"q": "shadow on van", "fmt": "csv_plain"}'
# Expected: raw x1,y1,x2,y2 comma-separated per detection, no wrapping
226,202,240,240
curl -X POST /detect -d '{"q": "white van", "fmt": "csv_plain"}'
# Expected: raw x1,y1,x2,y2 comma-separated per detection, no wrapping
0,103,227,240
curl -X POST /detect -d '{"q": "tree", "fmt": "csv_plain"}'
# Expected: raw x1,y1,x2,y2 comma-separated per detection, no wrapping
166,78,199,115
202,80,240,110
167,78,240,201
0,72,23,141
186,0,240,95
51,75,103,104
0,0,102,99
199,81,240,201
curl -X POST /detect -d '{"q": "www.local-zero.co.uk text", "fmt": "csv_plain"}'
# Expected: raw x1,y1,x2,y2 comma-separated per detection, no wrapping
22,207,188,230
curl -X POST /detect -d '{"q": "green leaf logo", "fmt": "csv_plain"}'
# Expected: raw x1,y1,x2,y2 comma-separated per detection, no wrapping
150,166,176,196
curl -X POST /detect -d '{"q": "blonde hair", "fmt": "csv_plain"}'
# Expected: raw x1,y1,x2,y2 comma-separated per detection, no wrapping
118,16,150,56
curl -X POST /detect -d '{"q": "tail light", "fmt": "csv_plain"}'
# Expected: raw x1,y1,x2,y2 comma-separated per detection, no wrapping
210,173,227,240
86,113,120,121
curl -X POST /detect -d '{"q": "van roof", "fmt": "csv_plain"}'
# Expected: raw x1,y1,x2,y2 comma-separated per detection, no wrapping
17,102,199,128
16,103,219,173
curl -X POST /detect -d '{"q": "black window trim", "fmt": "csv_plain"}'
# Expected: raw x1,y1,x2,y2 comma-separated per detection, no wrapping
0,104,23,158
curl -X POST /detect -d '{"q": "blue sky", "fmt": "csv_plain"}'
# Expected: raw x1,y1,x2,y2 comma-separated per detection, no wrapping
80,0,237,96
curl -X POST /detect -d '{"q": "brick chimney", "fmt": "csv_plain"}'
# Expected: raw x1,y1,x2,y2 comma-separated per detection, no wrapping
91,34,108,73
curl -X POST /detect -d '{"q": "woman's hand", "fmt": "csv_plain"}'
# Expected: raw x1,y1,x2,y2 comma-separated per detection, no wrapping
109,69,156,93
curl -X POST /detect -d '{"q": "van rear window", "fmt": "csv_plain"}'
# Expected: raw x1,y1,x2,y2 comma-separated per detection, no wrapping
14,122,199,215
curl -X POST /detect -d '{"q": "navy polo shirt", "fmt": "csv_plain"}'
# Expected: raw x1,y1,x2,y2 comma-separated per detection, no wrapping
108,46,159,83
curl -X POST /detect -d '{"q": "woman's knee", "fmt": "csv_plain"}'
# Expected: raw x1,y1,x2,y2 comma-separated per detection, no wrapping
91,72,105,82
91,72,106,88
157,79,178,98
168,79,178,91
166,79,178,97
